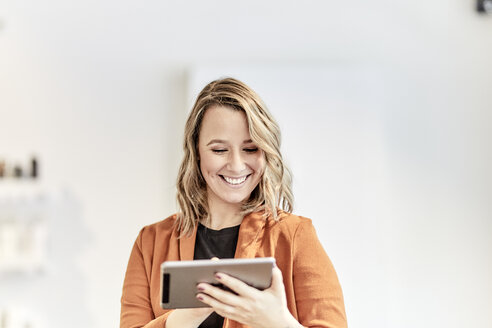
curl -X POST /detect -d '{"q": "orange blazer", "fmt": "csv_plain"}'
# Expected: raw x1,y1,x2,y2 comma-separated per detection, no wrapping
120,211,347,328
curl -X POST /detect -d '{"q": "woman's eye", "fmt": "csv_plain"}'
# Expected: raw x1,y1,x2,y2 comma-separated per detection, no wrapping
244,148,259,153
212,149,227,153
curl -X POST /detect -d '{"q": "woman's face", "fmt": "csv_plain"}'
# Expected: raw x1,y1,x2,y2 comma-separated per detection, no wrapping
198,105,265,209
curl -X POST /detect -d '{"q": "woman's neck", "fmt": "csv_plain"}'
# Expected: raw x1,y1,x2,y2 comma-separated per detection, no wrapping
204,200,244,230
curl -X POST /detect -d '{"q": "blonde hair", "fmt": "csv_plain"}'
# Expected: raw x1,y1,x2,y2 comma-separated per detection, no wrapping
176,77,293,236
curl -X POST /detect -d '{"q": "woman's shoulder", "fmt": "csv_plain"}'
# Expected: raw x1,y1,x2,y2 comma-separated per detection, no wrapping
275,210,313,225
135,213,179,243
256,211,322,251
265,210,315,235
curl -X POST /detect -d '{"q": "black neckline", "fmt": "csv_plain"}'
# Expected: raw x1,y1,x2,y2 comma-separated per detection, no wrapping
198,222,241,235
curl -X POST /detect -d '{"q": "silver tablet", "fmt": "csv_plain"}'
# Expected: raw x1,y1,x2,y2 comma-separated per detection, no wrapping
160,257,275,309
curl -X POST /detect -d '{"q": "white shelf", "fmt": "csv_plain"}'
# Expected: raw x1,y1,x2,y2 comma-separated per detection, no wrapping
0,258,45,274
0,179,45,197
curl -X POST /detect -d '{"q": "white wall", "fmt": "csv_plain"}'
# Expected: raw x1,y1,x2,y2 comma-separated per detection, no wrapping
0,1,491,327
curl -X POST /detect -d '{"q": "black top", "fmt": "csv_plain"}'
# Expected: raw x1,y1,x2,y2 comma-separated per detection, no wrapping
194,222,241,328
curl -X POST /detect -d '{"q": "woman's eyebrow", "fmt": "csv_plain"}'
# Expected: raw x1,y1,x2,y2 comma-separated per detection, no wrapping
206,139,226,146
206,139,253,146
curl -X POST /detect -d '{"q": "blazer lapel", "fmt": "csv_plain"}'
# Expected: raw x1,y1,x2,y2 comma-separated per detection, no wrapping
178,211,267,261
234,211,266,259
178,223,198,260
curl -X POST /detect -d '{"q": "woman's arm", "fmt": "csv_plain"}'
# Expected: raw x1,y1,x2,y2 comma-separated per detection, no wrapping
292,219,347,327
120,229,171,328
120,229,215,328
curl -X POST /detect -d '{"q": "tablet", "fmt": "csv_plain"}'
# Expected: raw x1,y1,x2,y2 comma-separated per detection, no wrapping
160,257,275,309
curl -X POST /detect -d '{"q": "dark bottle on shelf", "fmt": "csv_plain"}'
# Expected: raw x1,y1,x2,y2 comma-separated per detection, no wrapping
14,165,23,178
31,157,38,178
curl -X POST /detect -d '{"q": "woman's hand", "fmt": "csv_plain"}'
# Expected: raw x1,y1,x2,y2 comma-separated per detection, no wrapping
165,307,214,328
196,266,301,328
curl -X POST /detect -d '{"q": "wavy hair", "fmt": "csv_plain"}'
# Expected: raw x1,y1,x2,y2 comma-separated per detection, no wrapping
176,77,293,236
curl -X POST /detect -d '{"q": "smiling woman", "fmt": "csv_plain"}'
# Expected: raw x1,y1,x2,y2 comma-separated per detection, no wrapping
120,78,347,328
197,106,266,228
175,78,294,236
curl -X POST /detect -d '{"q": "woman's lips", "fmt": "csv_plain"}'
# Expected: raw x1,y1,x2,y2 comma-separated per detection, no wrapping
220,174,251,186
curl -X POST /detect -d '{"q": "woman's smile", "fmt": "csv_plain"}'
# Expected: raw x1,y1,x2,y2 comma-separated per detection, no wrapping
220,174,251,186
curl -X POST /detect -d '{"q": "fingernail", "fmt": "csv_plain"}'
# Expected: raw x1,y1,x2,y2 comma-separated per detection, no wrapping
197,295,204,301
215,273,222,280
197,286,205,291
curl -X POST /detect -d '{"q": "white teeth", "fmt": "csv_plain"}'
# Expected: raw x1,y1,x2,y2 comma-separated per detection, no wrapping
223,175,247,185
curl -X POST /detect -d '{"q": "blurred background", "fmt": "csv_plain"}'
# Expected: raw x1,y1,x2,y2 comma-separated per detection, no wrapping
0,1,491,327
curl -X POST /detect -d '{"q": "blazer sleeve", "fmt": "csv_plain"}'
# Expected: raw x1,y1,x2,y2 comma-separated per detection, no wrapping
292,219,348,328
120,229,173,328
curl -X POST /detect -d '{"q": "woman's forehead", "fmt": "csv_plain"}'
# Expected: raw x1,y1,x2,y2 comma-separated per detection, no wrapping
199,106,251,142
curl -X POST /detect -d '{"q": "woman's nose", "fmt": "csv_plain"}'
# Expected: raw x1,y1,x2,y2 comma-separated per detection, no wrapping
227,151,246,172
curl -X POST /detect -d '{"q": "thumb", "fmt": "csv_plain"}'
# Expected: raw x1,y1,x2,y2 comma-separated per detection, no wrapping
270,266,285,294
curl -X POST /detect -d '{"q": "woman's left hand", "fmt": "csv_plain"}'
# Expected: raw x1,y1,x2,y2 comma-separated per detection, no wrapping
196,266,299,328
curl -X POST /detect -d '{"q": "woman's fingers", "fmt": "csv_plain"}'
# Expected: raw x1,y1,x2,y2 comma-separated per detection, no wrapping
213,272,260,298
196,292,236,316
197,282,242,306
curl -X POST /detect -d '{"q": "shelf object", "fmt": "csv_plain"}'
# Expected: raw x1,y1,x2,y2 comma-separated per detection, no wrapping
0,182,48,275
477,0,492,13
0,156,38,180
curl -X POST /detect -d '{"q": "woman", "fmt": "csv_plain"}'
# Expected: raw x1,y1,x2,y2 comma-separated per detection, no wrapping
120,78,347,328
